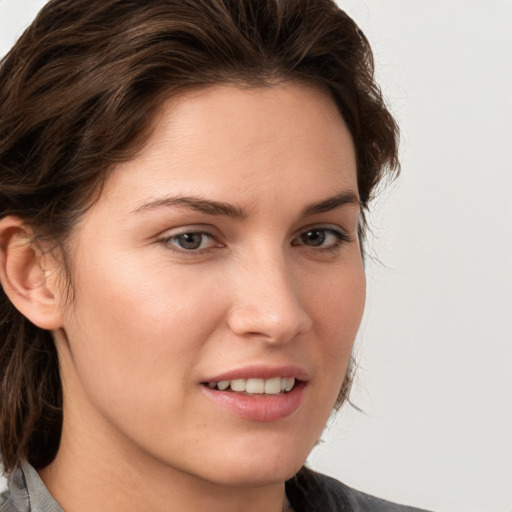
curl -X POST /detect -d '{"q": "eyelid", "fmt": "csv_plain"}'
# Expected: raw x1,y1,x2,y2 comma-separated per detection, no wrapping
156,223,221,241
291,225,354,255
292,224,352,242
157,225,224,254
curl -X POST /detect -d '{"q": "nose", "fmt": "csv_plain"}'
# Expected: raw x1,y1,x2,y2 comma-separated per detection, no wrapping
226,253,313,344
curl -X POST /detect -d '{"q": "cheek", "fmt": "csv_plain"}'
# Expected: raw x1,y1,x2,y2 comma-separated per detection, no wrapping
69,250,218,331
60,254,223,405
310,260,366,350
306,258,365,409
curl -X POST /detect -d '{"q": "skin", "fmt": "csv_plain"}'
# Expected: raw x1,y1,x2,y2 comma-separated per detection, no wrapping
34,82,366,512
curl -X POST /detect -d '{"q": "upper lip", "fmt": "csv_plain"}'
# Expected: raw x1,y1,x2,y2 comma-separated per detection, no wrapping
203,365,309,383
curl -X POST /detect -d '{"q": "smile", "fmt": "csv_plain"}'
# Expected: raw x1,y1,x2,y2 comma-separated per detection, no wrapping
205,377,296,394
201,372,306,421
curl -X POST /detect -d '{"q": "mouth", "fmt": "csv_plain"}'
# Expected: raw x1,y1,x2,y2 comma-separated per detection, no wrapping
200,366,308,421
202,377,298,395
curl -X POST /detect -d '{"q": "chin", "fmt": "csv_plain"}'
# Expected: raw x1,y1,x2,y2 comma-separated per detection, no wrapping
193,440,310,488
206,461,303,489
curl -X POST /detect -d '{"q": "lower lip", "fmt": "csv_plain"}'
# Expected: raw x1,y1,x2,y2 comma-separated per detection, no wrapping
201,383,306,422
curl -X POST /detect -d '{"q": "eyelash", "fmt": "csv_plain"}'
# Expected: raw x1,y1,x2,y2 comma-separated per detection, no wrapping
159,226,352,255
160,231,218,255
291,227,352,254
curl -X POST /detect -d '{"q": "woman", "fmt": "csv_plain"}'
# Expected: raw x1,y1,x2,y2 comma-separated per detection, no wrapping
0,0,429,511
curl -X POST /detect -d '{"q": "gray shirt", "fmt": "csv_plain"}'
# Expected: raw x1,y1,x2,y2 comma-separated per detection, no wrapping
1,462,431,512
1,462,61,512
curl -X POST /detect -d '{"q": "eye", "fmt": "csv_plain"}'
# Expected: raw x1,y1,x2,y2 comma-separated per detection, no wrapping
292,227,349,250
162,231,218,252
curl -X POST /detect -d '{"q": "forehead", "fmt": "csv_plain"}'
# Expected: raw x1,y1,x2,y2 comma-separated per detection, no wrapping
95,81,357,215
146,81,352,155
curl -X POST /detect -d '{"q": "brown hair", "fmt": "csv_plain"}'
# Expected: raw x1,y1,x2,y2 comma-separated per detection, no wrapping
0,0,399,473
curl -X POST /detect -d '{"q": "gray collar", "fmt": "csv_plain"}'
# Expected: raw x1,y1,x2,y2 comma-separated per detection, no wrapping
3,461,63,512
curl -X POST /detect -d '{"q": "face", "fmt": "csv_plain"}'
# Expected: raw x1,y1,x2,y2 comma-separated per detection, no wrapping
53,82,365,487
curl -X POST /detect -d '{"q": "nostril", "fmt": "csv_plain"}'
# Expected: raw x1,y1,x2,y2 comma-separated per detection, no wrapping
226,301,312,343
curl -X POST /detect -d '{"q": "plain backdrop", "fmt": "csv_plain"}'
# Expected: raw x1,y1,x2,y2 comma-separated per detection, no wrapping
0,1,511,511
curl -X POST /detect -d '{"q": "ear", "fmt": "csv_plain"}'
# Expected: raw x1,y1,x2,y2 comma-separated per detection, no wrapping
0,216,64,330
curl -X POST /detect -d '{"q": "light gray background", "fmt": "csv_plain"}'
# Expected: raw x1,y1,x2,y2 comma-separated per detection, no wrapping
0,1,511,511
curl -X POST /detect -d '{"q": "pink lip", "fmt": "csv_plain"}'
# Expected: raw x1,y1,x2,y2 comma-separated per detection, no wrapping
200,365,309,422
203,365,309,383
201,383,306,422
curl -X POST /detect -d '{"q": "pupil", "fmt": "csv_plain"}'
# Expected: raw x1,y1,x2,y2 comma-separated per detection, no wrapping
178,233,202,250
303,230,325,246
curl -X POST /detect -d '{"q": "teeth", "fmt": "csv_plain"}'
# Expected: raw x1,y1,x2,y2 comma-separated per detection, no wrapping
217,380,229,391
264,377,281,394
246,378,264,394
208,377,296,394
230,379,246,392
284,377,295,392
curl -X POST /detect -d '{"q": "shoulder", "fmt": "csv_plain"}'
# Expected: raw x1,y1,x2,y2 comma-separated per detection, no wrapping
0,492,19,512
286,467,433,512
0,492,14,512
1,462,62,512
1,465,28,512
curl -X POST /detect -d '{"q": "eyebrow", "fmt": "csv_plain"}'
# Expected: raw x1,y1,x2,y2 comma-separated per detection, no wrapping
301,190,361,216
132,190,360,218
132,196,247,219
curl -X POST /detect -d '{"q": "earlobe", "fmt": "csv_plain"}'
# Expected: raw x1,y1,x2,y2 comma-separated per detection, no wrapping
0,216,64,330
